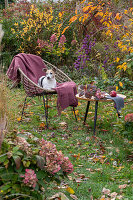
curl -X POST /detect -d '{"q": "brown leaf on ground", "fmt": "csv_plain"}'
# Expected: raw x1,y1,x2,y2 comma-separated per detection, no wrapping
70,194,78,200
59,121,68,130
39,122,46,129
48,192,69,200
118,184,127,189
102,187,111,195
110,192,118,198
117,195,123,199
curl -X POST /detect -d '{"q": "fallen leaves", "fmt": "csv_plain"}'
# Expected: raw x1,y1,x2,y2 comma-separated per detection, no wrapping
48,192,69,200
48,192,78,200
39,122,46,130
102,187,110,195
66,186,75,194
100,186,127,200
59,121,68,130
70,194,78,200
17,117,22,122
118,184,127,189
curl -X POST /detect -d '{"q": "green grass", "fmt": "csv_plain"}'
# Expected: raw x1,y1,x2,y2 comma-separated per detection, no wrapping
5,85,133,200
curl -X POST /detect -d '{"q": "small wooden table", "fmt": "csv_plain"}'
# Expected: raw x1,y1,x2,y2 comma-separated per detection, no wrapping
76,94,126,135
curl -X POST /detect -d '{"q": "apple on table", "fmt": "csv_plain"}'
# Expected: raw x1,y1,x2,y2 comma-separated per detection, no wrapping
110,90,117,97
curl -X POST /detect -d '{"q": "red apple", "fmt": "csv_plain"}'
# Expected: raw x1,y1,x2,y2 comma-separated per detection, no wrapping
110,90,117,97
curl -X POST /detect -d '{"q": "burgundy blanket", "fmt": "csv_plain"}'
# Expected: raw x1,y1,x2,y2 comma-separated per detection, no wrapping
6,53,46,84
6,53,78,112
55,81,78,114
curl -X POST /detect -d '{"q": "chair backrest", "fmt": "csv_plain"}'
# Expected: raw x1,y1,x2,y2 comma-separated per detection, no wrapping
19,68,46,96
19,60,72,96
43,59,72,83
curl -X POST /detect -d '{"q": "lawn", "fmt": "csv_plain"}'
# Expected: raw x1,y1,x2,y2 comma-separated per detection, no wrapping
1,77,132,200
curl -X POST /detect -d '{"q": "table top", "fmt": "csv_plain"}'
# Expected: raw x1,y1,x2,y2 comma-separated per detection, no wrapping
76,93,126,102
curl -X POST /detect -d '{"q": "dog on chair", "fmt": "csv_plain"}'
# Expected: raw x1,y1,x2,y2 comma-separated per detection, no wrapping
38,68,56,90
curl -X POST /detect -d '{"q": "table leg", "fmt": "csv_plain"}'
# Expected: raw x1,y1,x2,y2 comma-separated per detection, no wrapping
118,112,121,118
84,101,90,124
93,101,98,135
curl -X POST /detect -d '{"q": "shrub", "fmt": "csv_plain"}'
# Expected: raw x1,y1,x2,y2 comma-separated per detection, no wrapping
0,135,73,199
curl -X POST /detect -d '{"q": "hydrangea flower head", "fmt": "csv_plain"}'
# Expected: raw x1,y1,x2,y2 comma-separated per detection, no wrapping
20,169,38,188
125,113,133,122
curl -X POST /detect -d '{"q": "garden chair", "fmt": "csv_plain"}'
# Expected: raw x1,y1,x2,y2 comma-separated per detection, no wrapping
17,59,77,128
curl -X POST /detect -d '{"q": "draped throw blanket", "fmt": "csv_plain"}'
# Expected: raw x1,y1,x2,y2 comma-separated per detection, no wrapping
55,81,78,114
6,53,46,84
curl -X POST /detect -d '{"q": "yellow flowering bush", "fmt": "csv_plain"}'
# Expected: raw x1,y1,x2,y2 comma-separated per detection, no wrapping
11,4,54,55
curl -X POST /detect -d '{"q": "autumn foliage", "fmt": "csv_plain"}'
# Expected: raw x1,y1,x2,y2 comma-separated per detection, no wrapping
1,0,133,84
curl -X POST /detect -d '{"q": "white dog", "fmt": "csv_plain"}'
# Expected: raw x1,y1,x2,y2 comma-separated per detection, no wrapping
38,68,56,90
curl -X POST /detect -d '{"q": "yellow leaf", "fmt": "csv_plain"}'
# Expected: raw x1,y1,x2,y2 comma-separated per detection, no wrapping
58,12,63,18
78,102,81,106
75,9,77,15
58,23,63,28
69,16,77,24
81,0,85,4
115,13,122,20
74,110,79,115
116,57,120,62
17,117,22,122
83,6,91,13
119,82,123,87
95,12,103,17
79,16,83,22
90,6,97,12
66,186,75,194
123,64,127,71
61,26,69,34
116,86,118,91
106,30,111,36
124,10,128,14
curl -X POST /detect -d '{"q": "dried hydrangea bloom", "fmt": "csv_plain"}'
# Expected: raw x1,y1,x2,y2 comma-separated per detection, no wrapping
61,157,74,174
39,139,73,175
15,136,32,156
20,169,38,188
125,113,133,122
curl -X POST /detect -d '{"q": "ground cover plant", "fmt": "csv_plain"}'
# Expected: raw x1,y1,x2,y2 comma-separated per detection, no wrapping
0,76,132,199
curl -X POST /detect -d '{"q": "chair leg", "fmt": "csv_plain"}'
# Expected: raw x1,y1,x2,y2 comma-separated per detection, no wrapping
21,95,28,121
72,107,77,121
43,95,48,128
